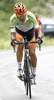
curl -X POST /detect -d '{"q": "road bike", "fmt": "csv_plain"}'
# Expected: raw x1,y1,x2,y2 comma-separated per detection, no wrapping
12,37,41,99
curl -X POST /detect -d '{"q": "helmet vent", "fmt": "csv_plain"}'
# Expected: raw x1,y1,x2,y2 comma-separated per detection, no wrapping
15,8,18,11
22,6,24,10
18,5,20,7
23,10,24,12
19,9,21,13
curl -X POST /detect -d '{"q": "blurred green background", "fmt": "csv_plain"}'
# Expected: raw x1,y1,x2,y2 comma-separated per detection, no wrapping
0,0,54,49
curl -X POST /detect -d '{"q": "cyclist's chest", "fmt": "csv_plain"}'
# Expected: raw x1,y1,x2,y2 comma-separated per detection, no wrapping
13,19,32,27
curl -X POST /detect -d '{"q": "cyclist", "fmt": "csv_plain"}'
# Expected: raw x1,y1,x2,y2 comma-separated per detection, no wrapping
10,3,42,84
34,14,44,39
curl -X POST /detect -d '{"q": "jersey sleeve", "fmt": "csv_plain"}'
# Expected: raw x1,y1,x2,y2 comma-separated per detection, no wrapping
10,15,16,32
28,12,39,29
32,14,39,29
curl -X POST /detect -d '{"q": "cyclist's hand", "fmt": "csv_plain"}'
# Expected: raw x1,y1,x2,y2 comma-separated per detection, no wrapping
37,37,43,44
11,39,16,46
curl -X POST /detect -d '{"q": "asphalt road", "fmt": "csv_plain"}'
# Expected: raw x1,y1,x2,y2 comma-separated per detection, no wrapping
0,46,54,100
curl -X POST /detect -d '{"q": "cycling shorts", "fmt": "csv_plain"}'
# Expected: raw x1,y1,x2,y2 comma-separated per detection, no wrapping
34,27,38,39
16,27,36,48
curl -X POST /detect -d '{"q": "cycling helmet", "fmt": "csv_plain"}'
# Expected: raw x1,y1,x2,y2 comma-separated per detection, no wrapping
14,3,27,15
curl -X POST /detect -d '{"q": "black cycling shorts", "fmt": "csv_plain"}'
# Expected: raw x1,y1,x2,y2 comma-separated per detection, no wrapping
15,27,34,41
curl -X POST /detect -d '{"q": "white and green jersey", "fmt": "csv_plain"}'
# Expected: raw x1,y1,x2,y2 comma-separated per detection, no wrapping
10,11,39,32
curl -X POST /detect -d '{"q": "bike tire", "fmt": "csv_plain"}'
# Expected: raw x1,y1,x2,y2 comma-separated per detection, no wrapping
24,58,32,98
24,60,28,95
26,59,32,99
24,81,28,95
29,81,32,99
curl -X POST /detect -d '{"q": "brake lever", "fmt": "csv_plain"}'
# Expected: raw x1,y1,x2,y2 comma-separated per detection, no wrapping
13,46,15,53
39,43,41,51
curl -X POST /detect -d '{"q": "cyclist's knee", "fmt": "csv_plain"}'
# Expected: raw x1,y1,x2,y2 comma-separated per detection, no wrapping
30,52,35,57
17,45,24,51
17,39,24,51
29,47,35,57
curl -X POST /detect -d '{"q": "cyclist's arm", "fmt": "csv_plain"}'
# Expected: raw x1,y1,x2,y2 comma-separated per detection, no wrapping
30,13,42,38
36,27,42,38
32,15,42,38
11,32,16,40
10,16,16,46
40,24,44,33
10,16,16,40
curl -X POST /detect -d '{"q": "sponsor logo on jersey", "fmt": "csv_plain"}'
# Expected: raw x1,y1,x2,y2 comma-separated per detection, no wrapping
11,17,16,22
28,15,33,19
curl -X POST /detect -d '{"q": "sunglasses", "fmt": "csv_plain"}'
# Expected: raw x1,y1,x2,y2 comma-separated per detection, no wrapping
17,14,26,18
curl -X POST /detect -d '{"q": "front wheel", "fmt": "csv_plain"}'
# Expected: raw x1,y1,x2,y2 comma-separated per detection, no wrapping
29,81,32,99
24,58,32,98
24,78,28,95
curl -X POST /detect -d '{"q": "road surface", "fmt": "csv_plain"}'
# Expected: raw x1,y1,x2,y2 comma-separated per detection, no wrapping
0,46,54,100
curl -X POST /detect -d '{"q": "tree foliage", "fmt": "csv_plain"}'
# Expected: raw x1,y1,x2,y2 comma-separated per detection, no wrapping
0,0,15,13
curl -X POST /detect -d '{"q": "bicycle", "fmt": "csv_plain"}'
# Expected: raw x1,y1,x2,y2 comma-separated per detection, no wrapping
12,37,42,99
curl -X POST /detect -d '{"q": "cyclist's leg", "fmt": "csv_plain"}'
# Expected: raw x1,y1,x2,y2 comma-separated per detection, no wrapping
28,35,37,75
28,36,37,84
29,47,37,68
16,33,24,76
16,33,24,62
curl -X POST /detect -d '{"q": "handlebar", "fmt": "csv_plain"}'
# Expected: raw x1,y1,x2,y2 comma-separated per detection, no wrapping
13,40,41,52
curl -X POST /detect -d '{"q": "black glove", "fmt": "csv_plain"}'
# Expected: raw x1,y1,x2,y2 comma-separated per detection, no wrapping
11,39,15,46
37,37,43,44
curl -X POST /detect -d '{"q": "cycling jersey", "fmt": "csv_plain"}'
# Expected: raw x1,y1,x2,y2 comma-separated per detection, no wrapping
10,11,39,32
